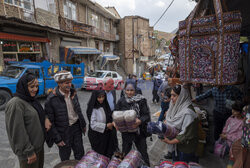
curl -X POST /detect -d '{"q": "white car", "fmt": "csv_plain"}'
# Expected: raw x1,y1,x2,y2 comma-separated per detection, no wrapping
82,70,124,90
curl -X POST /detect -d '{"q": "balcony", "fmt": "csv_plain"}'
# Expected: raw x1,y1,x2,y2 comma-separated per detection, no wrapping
92,27,116,41
59,16,93,36
59,17,118,41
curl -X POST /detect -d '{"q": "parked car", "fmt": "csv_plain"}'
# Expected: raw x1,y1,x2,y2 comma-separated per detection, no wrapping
82,70,123,90
0,60,85,110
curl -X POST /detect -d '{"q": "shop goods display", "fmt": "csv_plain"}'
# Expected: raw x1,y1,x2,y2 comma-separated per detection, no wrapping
117,150,142,168
178,0,241,85
75,150,110,168
147,121,179,139
113,110,138,132
107,157,122,168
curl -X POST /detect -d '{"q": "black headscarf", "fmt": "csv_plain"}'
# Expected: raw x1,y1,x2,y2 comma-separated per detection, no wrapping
14,73,46,134
86,90,112,124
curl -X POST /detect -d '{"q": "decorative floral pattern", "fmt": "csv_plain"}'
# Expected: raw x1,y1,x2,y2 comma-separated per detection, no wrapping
178,0,241,85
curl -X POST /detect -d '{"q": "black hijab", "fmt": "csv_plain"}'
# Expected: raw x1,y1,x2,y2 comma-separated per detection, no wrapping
14,73,46,134
86,90,112,124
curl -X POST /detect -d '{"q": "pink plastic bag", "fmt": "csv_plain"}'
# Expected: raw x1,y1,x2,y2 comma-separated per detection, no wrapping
159,161,174,168
214,138,227,158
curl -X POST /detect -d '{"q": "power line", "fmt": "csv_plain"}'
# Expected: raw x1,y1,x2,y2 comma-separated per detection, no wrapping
153,0,175,27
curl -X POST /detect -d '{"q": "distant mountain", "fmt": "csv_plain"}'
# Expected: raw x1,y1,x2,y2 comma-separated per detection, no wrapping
154,30,175,41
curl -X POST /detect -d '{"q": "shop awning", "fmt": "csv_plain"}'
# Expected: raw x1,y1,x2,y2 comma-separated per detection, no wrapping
67,47,102,55
60,46,101,62
0,32,50,42
100,55,120,69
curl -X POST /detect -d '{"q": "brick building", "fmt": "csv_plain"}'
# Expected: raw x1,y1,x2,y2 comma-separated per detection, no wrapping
118,16,155,76
0,0,120,73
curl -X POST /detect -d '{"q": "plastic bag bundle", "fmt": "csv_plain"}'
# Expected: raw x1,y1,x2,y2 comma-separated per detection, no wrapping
75,150,110,168
147,121,179,139
173,162,188,168
107,157,122,168
113,111,127,132
124,110,138,132
159,161,174,168
165,124,179,139
118,150,142,168
188,162,202,168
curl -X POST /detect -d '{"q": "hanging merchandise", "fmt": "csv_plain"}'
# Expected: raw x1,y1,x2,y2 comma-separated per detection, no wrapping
178,0,241,85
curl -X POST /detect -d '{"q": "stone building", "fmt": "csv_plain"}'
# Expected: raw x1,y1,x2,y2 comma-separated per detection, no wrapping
0,0,120,73
118,16,155,77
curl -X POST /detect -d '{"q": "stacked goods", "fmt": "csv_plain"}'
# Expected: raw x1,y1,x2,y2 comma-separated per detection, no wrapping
75,150,110,168
113,110,138,132
124,110,138,132
113,111,127,132
147,121,179,139
117,150,142,168
159,161,174,168
107,157,122,168
173,162,188,168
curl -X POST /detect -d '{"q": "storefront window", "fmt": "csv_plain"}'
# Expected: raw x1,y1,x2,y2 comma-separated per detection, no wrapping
3,54,17,64
19,42,33,52
2,41,18,52
18,53,38,62
33,42,40,52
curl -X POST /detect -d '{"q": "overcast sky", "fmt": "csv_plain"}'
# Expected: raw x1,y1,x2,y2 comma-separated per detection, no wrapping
93,0,197,33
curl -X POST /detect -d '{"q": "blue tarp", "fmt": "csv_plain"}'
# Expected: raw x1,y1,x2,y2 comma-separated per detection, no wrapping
60,46,101,62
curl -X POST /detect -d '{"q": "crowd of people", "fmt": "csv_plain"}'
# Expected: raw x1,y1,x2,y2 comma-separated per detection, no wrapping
4,70,250,168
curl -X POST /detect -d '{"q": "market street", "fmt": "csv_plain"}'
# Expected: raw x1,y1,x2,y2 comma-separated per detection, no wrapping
0,81,227,168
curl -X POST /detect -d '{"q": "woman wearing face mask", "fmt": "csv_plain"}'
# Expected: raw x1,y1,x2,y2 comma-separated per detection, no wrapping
162,85,199,163
5,73,51,168
115,80,151,166
86,90,117,158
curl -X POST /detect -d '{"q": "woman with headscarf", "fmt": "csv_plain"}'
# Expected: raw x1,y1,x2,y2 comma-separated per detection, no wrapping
120,79,142,98
115,80,151,166
162,85,199,163
86,90,117,158
5,73,51,168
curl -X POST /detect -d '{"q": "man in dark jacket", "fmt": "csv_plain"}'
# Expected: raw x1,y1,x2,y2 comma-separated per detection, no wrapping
45,70,86,161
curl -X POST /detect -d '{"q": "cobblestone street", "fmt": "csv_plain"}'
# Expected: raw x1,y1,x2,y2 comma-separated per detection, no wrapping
0,81,227,168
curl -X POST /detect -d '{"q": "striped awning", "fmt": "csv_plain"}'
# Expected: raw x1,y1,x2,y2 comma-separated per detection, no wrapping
0,32,50,42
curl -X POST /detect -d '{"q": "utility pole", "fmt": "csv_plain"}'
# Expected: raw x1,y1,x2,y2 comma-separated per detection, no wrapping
132,18,136,75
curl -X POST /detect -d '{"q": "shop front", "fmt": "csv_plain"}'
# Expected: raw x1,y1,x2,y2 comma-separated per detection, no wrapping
0,32,50,67
59,46,101,74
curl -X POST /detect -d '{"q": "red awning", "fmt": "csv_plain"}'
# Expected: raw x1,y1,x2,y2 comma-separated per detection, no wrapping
0,32,50,42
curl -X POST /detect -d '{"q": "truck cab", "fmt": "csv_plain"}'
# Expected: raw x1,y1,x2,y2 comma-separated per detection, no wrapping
0,60,85,110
